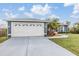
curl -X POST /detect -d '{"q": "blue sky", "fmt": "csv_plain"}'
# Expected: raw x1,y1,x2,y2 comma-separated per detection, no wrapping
0,3,79,27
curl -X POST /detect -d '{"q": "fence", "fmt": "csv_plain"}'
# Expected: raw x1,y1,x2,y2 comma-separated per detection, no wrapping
0,28,7,37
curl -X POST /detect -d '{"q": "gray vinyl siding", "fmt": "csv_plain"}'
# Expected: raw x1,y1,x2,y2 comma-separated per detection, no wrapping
58,25,68,32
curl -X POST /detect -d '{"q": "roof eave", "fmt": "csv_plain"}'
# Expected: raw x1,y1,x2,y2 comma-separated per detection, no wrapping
6,18,49,23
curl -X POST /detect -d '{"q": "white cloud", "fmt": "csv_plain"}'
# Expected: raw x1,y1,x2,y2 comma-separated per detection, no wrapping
70,14,79,18
31,4,51,15
64,3,79,19
72,10,79,14
2,9,17,18
24,12,33,18
2,8,34,19
48,14,60,19
64,3,74,7
72,4,79,14
18,6,25,11
1,5,57,20
4,12,18,18
70,3,79,18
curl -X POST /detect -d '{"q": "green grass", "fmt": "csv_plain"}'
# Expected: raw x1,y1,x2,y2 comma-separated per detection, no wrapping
0,37,7,43
50,34,79,56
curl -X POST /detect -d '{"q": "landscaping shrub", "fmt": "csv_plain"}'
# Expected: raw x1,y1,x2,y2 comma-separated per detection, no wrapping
48,30,58,36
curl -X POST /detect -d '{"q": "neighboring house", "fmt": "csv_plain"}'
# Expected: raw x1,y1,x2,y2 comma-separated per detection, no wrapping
57,23,68,33
48,22,68,33
7,18,49,37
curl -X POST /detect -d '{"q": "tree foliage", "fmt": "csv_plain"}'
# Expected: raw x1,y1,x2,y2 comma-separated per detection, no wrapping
48,18,60,31
66,20,71,25
70,23,79,33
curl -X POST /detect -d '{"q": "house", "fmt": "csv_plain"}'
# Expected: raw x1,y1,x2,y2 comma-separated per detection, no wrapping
57,23,68,33
7,18,49,37
47,22,68,35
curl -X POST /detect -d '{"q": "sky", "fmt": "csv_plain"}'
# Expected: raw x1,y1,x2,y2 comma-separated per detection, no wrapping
0,3,79,28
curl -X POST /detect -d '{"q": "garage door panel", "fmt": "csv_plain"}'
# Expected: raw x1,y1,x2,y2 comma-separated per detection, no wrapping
11,22,44,37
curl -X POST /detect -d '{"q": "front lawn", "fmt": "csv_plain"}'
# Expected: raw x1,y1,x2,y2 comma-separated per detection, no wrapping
0,37,7,43
50,34,79,56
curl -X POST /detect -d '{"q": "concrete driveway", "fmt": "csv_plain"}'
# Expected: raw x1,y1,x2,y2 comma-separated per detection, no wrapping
0,37,75,56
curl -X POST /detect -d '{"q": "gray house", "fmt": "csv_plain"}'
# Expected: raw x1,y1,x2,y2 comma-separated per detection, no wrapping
7,18,49,37
58,23,68,33
7,18,68,37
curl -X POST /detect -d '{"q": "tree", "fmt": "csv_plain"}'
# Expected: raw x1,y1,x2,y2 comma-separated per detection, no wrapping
48,18,60,31
66,20,71,26
66,20,71,32
70,23,79,33
74,23,79,33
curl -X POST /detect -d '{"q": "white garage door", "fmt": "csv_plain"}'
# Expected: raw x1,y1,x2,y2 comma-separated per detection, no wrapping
11,22,44,37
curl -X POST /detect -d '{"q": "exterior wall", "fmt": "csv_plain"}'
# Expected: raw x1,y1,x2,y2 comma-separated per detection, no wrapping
58,25,68,32
9,22,47,37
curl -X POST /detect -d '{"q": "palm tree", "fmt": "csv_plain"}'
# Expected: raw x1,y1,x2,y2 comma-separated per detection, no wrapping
48,18,60,31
